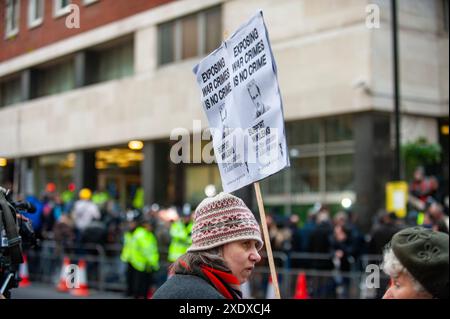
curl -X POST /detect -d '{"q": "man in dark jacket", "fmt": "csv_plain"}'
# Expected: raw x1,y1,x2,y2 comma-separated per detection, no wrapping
369,211,401,256
368,210,402,298
307,210,334,298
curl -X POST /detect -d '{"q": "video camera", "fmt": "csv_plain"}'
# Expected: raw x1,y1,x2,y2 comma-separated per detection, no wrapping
0,186,37,299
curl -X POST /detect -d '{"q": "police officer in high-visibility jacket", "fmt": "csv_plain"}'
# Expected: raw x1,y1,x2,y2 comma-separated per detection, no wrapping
120,209,141,297
168,205,193,264
129,215,160,299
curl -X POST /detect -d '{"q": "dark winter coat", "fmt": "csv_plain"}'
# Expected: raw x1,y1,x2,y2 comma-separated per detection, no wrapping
369,223,401,255
308,222,334,270
152,274,225,299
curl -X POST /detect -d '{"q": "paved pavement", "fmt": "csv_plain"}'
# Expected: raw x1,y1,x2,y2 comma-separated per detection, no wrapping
10,282,126,299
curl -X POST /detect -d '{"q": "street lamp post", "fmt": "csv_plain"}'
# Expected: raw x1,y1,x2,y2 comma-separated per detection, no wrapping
391,0,401,181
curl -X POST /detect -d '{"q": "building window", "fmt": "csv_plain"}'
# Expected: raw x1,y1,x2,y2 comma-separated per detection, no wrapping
185,165,222,207
158,6,222,66
205,6,222,53
258,161,285,195
158,21,175,65
325,116,353,142
0,75,22,107
5,0,20,39
37,153,75,195
261,115,355,198
97,41,133,82
291,156,320,193
288,118,320,145
181,13,199,60
86,37,134,84
325,154,354,192
28,0,44,29
33,59,76,98
53,0,71,18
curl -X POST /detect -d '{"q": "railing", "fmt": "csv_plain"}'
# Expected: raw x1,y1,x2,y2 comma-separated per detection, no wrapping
25,240,389,299
253,251,389,299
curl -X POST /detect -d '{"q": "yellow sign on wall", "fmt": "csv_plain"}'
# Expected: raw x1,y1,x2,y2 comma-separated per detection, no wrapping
386,181,408,218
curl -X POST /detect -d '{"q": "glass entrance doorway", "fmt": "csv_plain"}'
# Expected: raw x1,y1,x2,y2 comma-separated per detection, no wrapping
98,172,141,210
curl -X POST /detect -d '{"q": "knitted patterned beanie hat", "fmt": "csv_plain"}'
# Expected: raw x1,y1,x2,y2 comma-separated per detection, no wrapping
187,192,263,252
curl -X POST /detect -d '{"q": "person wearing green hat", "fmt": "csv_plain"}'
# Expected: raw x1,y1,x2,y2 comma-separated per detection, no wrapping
381,226,449,299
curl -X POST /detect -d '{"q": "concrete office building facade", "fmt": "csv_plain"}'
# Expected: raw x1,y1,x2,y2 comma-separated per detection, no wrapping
1,0,448,230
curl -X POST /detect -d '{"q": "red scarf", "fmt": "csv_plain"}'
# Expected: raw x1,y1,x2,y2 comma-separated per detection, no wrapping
200,265,242,299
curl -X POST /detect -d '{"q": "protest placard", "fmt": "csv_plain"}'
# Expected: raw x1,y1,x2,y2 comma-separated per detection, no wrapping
193,10,289,194
193,11,289,299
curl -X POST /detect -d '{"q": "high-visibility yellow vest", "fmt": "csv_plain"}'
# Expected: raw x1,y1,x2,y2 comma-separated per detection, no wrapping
168,221,193,262
92,191,110,206
132,188,144,209
129,227,160,273
120,231,134,263
61,190,75,204
417,212,425,225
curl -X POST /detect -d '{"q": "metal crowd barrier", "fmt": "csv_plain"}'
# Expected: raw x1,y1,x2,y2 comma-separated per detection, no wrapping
25,240,389,298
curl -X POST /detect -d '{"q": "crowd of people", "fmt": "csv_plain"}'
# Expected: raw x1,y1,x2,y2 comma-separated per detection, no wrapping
6,165,448,299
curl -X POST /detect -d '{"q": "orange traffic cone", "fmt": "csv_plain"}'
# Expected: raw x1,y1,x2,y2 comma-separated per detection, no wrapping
70,259,90,297
56,256,71,292
265,275,276,299
293,272,309,299
19,254,31,287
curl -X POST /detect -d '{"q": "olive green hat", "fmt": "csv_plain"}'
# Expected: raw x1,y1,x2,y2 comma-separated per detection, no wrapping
389,226,449,299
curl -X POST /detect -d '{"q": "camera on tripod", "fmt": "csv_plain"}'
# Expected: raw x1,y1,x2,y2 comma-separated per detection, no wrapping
0,186,37,299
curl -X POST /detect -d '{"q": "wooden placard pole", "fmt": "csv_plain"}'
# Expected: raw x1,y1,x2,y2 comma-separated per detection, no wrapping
220,29,281,299
254,182,281,299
